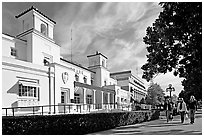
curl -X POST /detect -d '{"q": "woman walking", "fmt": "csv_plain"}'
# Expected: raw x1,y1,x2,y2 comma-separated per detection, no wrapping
177,98,187,123
164,98,172,123
188,95,197,124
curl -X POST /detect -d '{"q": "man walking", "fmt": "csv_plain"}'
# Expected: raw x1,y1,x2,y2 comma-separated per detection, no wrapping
188,95,197,124
177,98,187,123
164,98,172,123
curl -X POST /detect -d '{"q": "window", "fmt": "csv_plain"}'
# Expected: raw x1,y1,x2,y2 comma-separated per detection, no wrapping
75,74,79,82
43,53,53,66
104,80,107,86
83,76,87,84
86,95,92,104
19,84,38,98
11,47,17,57
43,57,50,66
74,93,80,104
91,79,94,85
41,23,47,36
61,92,65,103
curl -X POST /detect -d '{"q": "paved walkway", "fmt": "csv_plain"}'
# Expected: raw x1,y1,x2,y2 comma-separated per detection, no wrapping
89,109,202,135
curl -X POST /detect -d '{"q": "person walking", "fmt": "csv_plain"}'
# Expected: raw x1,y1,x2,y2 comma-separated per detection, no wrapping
164,98,172,123
188,95,197,124
177,98,187,123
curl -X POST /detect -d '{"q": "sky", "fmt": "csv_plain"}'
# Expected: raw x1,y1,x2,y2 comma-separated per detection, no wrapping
2,2,184,96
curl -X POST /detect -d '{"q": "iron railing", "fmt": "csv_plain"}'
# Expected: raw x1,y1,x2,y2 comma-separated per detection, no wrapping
2,103,141,117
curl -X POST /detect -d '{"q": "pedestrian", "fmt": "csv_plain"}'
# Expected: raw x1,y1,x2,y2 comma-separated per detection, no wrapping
188,95,197,124
164,98,172,123
177,98,187,123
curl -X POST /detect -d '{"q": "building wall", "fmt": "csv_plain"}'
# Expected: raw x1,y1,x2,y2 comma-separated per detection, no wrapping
60,60,92,85
104,85,129,105
2,57,50,108
33,10,54,39
54,64,75,106
2,34,27,61
110,71,146,103
20,11,33,32
32,33,60,66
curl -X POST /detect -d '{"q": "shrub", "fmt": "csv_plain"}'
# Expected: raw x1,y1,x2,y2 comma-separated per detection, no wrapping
2,110,160,135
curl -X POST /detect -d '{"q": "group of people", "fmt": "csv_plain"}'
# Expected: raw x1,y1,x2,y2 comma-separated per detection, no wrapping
164,95,197,124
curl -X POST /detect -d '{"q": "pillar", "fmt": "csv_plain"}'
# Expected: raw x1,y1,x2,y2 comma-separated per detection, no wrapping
107,93,110,104
83,88,86,104
101,91,103,109
101,91,103,104
93,90,96,109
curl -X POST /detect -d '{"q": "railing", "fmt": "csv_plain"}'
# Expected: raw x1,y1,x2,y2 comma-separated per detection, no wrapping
2,103,140,117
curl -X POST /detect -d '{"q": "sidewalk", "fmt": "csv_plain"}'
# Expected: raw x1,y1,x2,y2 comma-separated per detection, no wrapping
89,109,202,135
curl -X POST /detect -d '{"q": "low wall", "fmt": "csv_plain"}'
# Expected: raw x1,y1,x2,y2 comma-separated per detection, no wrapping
2,110,160,135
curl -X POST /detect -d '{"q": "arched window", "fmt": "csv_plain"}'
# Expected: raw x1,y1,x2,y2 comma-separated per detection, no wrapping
91,79,94,85
41,23,47,36
83,76,87,84
75,74,79,82
104,80,107,86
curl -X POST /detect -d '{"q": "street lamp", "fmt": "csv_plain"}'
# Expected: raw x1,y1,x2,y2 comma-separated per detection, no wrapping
166,84,175,102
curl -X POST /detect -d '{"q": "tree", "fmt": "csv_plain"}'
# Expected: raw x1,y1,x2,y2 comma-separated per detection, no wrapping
145,83,165,106
171,94,178,104
141,2,202,101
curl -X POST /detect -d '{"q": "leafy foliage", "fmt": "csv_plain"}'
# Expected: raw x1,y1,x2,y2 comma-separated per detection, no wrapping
2,111,160,135
141,2,202,101
171,94,178,104
145,83,165,106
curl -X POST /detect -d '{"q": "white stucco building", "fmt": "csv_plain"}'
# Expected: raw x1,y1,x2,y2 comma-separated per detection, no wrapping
110,70,147,103
2,6,146,115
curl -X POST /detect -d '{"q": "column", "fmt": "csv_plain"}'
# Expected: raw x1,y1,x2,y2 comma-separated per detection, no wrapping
93,90,96,109
107,93,110,109
101,91,103,109
83,88,86,110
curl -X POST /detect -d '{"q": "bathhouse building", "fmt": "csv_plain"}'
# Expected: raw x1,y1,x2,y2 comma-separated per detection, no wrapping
2,6,146,115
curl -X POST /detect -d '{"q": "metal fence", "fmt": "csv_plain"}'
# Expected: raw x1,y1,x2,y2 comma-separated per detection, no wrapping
2,103,142,117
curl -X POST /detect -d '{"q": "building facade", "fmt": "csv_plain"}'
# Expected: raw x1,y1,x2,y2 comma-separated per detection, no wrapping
2,6,146,115
110,70,146,103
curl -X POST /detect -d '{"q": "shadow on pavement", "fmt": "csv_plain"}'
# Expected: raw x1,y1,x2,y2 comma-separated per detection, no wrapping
98,128,202,135
135,129,201,135
91,110,202,135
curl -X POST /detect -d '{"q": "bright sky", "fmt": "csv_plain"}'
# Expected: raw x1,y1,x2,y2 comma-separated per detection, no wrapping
2,1,184,96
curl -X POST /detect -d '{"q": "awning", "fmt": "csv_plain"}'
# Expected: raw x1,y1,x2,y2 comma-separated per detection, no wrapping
18,81,40,87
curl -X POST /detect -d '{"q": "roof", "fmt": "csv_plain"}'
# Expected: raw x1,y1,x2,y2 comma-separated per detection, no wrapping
60,58,95,74
110,70,131,76
15,6,56,24
110,70,144,85
2,33,27,42
87,51,108,59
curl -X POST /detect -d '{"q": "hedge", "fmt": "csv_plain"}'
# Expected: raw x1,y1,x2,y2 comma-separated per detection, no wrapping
2,110,160,135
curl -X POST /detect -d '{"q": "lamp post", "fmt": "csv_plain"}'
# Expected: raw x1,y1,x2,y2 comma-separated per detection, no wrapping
166,84,175,102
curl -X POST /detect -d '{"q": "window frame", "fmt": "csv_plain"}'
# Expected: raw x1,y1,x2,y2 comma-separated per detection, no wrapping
75,74,79,82
18,84,38,99
86,95,92,104
74,93,80,104
40,21,48,36
10,47,17,57
83,76,87,84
